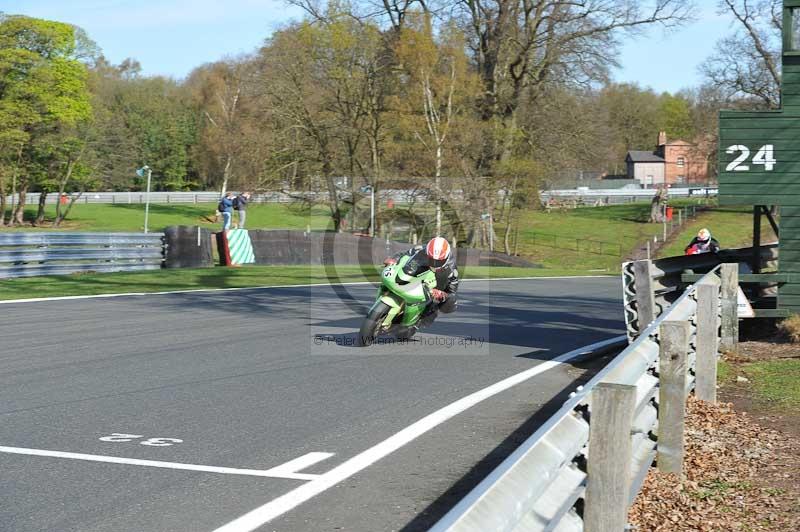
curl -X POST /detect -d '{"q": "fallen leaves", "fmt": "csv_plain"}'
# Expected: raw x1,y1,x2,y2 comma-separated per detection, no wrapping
628,397,800,531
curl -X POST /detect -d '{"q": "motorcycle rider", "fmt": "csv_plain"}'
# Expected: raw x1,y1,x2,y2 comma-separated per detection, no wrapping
685,228,720,255
383,236,458,326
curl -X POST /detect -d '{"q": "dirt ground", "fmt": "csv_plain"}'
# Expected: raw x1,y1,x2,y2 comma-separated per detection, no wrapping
628,335,800,531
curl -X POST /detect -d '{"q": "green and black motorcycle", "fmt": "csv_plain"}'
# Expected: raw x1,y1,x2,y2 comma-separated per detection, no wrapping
359,255,437,346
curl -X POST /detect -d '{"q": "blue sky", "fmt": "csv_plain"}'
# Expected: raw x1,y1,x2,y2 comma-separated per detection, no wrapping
3,0,733,93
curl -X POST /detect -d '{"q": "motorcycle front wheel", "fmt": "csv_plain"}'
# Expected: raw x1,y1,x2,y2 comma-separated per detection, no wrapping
359,301,392,347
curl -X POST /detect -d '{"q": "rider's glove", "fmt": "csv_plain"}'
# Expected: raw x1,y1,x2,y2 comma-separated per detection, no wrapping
383,257,397,266
431,288,447,302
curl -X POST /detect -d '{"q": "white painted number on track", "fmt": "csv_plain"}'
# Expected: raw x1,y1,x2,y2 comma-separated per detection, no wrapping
99,433,183,446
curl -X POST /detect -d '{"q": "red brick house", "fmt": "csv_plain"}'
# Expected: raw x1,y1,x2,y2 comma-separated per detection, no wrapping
626,131,709,187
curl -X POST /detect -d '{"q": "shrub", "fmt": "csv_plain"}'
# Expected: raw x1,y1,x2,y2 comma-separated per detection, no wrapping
777,314,800,343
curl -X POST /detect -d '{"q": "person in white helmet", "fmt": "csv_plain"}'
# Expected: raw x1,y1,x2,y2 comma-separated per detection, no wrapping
383,236,459,324
685,228,720,255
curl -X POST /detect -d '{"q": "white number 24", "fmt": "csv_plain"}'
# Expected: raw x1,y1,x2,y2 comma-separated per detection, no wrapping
725,144,776,172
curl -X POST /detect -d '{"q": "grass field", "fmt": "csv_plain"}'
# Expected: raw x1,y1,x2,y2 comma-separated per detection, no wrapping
656,206,778,258
719,358,800,409
511,200,758,270
0,265,606,301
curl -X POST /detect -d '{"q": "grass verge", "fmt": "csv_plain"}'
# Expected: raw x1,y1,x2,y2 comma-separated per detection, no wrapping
0,265,608,301
741,360,800,408
656,205,777,258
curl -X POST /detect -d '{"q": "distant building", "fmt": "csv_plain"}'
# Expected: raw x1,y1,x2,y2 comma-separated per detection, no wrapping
626,131,709,187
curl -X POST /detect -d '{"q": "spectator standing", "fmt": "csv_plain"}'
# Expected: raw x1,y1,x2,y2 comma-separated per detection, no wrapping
235,192,251,229
218,192,234,231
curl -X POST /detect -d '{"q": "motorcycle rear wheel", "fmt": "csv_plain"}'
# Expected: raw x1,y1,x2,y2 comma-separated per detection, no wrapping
359,301,392,347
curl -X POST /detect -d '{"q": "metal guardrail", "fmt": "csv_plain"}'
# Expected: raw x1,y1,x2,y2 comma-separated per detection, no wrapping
432,267,723,532
0,232,165,278
4,192,297,205
622,243,778,339
541,187,717,205
5,190,460,205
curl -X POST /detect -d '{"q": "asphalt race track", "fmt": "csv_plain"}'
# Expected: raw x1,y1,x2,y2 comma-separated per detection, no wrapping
0,276,623,532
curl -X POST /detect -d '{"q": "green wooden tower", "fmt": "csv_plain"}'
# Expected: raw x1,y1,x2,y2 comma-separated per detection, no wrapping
719,0,800,315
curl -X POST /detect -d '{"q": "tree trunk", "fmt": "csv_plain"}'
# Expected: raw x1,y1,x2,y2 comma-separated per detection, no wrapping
35,191,48,225
513,222,519,256
503,214,513,255
220,154,233,196
322,162,341,232
12,185,27,226
54,192,83,227
0,175,6,227
55,157,78,222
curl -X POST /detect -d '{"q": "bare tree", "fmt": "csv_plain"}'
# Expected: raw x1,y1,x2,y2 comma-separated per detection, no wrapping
188,57,258,196
700,0,782,107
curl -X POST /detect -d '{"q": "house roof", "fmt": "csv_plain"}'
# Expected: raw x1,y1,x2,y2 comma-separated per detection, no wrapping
626,150,665,163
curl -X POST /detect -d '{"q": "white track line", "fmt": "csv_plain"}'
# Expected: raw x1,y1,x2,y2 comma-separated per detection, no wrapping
213,335,626,532
0,275,610,305
0,447,333,481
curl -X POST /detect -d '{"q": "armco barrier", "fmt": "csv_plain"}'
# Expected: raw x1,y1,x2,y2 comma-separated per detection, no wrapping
0,232,165,278
622,243,778,339
432,267,724,532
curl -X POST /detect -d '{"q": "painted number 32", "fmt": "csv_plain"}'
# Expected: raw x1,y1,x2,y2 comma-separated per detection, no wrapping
99,433,183,446
725,144,776,172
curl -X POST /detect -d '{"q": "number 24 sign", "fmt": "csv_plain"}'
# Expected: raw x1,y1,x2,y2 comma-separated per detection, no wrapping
725,144,776,172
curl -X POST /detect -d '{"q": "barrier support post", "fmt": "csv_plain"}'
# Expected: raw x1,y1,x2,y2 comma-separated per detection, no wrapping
720,263,739,352
695,279,720,403
584,383,637,532
657,320,690,475
633,260,656,334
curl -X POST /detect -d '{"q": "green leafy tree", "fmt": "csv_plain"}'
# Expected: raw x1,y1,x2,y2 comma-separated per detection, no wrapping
657,94,695,141
0,14,92,225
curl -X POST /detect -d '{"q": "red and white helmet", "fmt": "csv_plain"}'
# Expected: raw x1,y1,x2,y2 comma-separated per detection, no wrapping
426,237,451,270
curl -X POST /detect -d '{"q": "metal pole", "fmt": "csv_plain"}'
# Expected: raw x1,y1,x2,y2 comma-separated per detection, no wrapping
370,187,375,237
144,169,152,234
489,214,494,252
752,206,762,274
10,174,15,220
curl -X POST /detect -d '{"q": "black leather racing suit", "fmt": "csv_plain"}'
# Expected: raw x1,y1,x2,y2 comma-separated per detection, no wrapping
391,245,459,314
